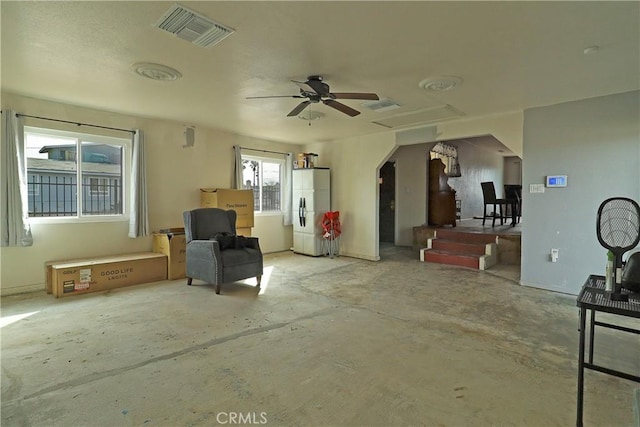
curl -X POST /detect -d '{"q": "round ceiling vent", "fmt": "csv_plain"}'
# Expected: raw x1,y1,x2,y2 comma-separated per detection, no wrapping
419,76,463,92
132,63,182,81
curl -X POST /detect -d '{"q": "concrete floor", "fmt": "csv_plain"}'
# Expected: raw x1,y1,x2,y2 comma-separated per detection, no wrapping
2,246,638,426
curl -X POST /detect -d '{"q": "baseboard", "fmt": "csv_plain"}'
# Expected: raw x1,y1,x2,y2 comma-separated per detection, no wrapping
339,251,380,261
520,280,578,296
1,283,45,297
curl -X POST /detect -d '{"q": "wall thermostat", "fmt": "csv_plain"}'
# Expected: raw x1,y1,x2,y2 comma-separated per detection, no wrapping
546,175,567,187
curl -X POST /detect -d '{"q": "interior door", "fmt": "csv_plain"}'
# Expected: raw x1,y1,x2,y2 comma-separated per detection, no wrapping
379,161,396,243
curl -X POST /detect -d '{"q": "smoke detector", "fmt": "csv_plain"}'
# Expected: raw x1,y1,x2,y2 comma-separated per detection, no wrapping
419,76,463,92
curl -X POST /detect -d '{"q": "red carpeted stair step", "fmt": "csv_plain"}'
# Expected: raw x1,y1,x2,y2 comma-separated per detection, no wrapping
422,249,480,269
420,230,499,270
431,239,487,256
435,229,497,245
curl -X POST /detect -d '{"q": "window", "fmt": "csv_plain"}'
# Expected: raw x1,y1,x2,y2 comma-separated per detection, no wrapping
241,155,283,213
24,127,130,220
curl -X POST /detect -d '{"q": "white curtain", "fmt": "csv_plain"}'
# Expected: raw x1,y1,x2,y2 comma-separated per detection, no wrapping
1,110,33,247
282,152,293,226
233,145,243,189
128,129,149,238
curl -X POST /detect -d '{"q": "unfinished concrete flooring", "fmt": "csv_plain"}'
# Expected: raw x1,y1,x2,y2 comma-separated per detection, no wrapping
2,247,638,426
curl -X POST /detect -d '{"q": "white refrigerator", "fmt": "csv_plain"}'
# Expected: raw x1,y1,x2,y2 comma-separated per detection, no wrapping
293,168,330,256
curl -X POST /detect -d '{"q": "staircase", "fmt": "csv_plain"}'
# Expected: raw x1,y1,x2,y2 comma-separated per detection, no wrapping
419,229,498,270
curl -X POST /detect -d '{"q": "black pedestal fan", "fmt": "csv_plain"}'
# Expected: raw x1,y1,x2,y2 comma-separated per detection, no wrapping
596,197,640,301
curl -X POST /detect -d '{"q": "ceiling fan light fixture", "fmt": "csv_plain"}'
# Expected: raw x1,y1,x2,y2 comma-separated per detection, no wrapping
298,111,324,121
132,63,182,81
419,76,463,92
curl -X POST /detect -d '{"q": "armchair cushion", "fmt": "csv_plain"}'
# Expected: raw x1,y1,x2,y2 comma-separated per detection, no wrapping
220,247,262,267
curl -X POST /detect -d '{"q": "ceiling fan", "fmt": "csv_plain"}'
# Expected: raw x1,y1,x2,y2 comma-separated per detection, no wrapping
246,75,379,117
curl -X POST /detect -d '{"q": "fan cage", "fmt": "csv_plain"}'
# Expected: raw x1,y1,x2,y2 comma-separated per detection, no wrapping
597,198,640,249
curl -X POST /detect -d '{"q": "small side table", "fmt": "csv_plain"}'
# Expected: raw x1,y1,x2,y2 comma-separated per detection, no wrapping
576,275,640,426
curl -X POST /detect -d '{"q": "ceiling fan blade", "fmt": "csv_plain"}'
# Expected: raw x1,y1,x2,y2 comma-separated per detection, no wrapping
331,92,380,100
323,99,360,117
287,100,312,117
246,95,304,99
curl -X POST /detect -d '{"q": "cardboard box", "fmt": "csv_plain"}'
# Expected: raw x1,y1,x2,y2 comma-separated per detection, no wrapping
158,227,185,234
295,153,317,169
153,232,187,280
200,188,255,228
236,228,252,237
48,252,167,298
46,256,95,294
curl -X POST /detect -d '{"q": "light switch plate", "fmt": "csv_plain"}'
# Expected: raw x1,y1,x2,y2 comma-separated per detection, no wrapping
529,184,545,193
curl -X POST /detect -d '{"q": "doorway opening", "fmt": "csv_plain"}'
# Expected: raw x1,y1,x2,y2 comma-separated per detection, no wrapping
379,161,396,245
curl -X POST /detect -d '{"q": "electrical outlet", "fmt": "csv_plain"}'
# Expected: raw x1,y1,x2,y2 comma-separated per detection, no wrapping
551,248,559,262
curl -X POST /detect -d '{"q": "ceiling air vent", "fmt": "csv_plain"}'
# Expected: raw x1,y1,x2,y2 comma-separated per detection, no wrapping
155,3,235,48
372,105,464,129
361,98,401,113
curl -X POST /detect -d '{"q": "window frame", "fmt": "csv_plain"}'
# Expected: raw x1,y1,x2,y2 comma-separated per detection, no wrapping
240,154,285,215
24,126,131,224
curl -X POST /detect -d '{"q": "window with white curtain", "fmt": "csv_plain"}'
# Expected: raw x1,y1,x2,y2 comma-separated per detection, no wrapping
241,154,283,213
430,142,461,177
24,126,130,221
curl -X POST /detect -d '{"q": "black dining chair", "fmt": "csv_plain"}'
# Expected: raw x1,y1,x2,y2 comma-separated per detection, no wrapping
504,184,522,224
481,182,516,227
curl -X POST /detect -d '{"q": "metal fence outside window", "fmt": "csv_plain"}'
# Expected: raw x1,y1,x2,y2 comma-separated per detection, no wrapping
27,175,122,216
246,184,280,212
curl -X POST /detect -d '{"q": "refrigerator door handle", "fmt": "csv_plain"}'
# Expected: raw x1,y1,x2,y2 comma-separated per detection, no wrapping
302,197,306,227
298,197,304,227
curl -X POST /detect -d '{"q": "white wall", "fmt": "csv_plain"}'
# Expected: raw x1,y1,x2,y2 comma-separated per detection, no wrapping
521,91,640,295
0,93,301,295
503,156,522,185
391,144,429,245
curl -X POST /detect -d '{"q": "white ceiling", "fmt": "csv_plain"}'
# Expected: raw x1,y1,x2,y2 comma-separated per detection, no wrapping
1,1,638,149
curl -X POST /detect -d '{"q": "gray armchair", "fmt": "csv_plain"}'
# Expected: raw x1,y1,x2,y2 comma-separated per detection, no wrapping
183,208,263,294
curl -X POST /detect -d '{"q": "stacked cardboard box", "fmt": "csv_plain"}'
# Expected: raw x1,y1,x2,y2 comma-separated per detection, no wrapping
153,231,187,280
200,188,254,230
